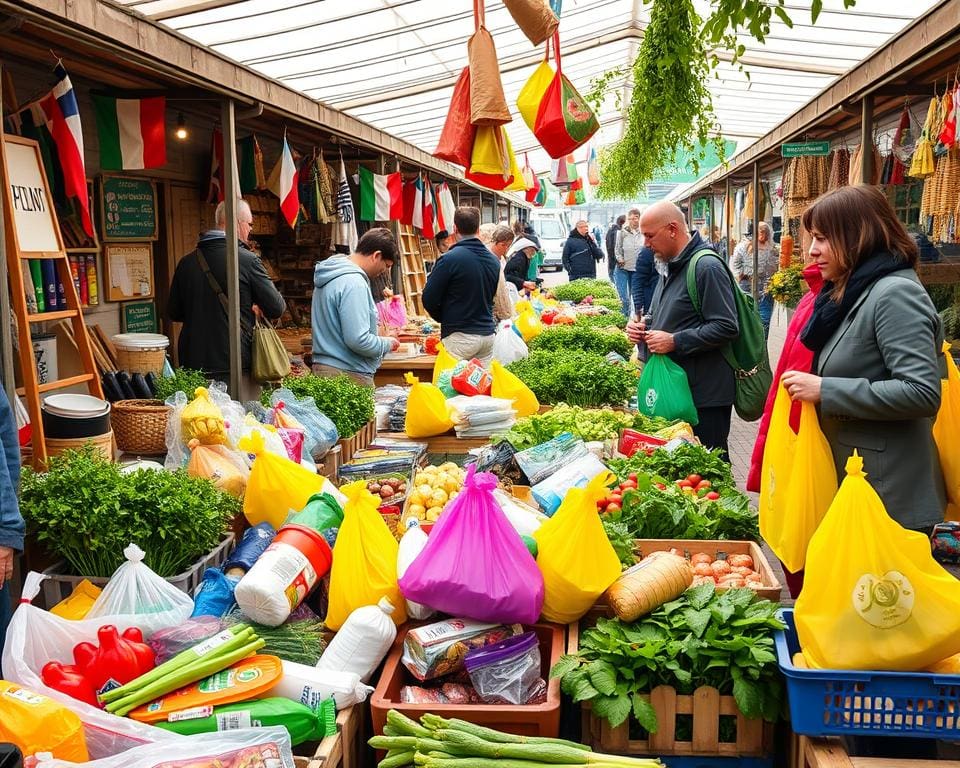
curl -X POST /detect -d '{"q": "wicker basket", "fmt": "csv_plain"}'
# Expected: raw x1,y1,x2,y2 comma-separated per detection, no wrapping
45,431,114,462
115,347,166,374
112,399,171,455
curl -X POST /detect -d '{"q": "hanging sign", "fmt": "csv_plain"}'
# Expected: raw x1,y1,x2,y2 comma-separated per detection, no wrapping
3,137,61,253
100,176,158,241
122,300,157,333
781,141,830,158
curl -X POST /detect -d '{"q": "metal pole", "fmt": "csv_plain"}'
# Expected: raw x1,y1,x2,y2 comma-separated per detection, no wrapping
752,161,761,300
860,94,874,185
220,98,242,400
724,176,731,263
0,62,15,402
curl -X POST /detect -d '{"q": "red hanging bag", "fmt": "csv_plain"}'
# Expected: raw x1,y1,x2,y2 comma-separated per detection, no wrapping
534,31,600,159
434,67,476,167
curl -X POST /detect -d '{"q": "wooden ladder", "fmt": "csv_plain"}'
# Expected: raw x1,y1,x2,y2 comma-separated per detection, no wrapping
2,133,103,470
398,224,427,316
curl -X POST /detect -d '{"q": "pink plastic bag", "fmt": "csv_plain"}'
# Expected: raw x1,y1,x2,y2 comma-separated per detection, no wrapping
377,296,408,328
398,465,544,624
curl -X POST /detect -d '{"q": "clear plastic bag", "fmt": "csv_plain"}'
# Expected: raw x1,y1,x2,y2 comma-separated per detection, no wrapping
164,382,246,469
464,631,543,705
85,544,194,634
492,320,528,365
186,440,249,497
269,388,339,461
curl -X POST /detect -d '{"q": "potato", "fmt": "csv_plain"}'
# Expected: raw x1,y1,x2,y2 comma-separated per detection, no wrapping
693,563,713,577
368,482,381,494
691,552,713,565
728,554,754,569
710,560,732,576
381,486,395,498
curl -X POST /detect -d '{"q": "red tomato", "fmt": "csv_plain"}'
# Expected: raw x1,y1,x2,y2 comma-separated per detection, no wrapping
620,479,638,491
605,502,621,514
628,473,639,483
678,479,693,489
691,552,713,565
706,491,720,501
687,474,702,486
596,498,608,509
696,480,712,490
655,483,666,490
609,493,623,505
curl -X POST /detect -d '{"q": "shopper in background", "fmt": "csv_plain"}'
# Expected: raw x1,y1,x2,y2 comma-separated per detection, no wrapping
504,237,540,294
614,207,644,317
631,241,659,320
425,229,453,273
626,201,739,456
592,223,603,244
478,223,516,321
781,184,946,531
562,220,604,281
731,221,778,338
168,199,286,402
605,215,625,283
0,384,24,675
423,207,501,365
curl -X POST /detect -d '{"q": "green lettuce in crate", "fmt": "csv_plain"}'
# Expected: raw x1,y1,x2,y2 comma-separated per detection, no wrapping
506,350,636,408
264,373,374,439
550,278,620,303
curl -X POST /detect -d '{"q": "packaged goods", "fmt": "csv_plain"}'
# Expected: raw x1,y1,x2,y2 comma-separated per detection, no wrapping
464,631,544,705
493,489,546,538
0,681,89,762
49,579,101,620
181,386,228,444
397,519,434,619
401,619,523,681
451,358,493,396
222,523,275,576
400,683,484,704
432,343,458,386
317,598,398,683
267,659,372,710
190,569,240,618
606,552,694,622
268,389,339,462
514,432,587,486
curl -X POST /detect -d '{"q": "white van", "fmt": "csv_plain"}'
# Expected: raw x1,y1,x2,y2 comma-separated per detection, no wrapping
527,209,571,271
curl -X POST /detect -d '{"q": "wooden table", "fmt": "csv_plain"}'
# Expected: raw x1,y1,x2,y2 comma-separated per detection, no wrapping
378,430,491,455
375,353,436,387
794,735,960,768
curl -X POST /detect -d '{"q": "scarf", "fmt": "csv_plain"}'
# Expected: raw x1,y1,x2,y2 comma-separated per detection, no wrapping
800,251,911,352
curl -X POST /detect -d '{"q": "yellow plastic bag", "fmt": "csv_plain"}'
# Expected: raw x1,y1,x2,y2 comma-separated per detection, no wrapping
0,681,89,762
514,299,532,315
49,579,101,620
533,472,622,623
934,341,960,520
503,132,527,192
326,481,406,630
187,439,249,497
432,342,458,386
470,125,510,177
404,372,454,438
181,386,227,445
517,59,554,131
490,360,539,418
759,385,837,573
795,452,960,671
514,309,543,343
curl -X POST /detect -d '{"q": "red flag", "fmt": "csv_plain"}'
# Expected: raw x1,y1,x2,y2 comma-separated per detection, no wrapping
207,128,224,204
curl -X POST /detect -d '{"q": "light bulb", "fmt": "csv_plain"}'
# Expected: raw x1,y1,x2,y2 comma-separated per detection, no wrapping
175,113,188,141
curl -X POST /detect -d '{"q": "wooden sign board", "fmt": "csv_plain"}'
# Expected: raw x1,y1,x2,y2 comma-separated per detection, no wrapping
101,176,158,241
104,243,154,301
4,137,62,253
122,300,157,333
781,141,830,158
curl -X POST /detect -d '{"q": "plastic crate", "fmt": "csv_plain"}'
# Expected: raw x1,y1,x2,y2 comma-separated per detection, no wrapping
40,533,235,609
776,609,960,738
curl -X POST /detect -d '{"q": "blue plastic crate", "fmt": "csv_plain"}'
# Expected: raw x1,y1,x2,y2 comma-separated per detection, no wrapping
776,609,960,738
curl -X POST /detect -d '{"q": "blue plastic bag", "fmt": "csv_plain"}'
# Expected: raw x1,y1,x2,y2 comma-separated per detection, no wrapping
269,388,339,460
191,568,240,618
222,522,275,574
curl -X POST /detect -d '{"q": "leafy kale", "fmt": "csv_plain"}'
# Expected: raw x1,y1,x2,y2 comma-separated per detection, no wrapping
529,325,633,359
550,279,620,303
266,374,374,438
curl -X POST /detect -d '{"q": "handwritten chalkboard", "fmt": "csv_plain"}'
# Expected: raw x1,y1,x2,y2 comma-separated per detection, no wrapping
101,176,157,241
122,300,157,333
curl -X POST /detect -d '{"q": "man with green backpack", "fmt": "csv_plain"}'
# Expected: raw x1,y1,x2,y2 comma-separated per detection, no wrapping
627,202,771,457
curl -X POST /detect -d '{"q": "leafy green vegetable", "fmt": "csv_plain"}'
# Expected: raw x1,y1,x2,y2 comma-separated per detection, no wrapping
553,584,784,730
591,298,624,312
609,443,734,488
574,312,628,330
265,374,374,438
224,613,327,665
601,518,636,569
550,279,619,304
529,325,632,359
20,446,237,577
153,368,208,403
506,350,636,408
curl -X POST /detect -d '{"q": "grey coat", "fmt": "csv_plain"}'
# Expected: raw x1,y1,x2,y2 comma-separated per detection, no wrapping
817,270,946,529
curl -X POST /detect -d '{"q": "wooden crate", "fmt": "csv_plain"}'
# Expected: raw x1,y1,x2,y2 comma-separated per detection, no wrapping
792,735,960,768
317,444,342,480
568,620,774,759
338,418,377,464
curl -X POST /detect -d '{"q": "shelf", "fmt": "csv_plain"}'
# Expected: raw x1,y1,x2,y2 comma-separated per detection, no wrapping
65,247,100,254
27,309,78,323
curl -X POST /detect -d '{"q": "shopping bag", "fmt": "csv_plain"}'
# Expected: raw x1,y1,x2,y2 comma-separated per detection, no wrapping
404,372,455,438
514,309,543,343
492,320,528,365
533,472,622,623
269,389,339,461
795,452,960,671
637,354,699,425
504,133,528,192
187,439,249,496
252,316,291,384
434,67,476,167
490,360,539,418
431,342,458,386
399,466,544,624
934,341,960,519
517,42,554,131
326,481,406,630
467,0,511,127
533,31,599,158
759,385,837,573
376,295,408,328
466,127,520,191
502,0,559,45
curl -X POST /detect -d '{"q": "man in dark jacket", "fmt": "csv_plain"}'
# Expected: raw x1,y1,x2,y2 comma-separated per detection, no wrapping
562,220,604,281
605,216,625,283
422,207,501,365
631,245,659,318
627,202,739,455
168,199,286,401
0,384,24,674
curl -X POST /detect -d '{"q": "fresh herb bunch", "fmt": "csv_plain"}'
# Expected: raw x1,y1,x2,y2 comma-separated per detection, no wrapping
550,279,619,304
266,374,374,438
602,518,637,569
768,264,805,308
507,350,636,407
153,368,208,403
529,325,633,359
552,584,785,731
495,403,636,450
592,298,624,313
609,443,734,488
574,312,628,330
224,613,327,665
20,446,237,577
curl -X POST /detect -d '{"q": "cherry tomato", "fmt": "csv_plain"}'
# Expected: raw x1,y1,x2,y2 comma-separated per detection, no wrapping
678,479,692,489
620,479,637,491
687,474,702,486
609,493,623,505
597,498,608,509
628,473,638,483
706,491,720,501
655,482,666,490
605,502,621,514
696,480,712,490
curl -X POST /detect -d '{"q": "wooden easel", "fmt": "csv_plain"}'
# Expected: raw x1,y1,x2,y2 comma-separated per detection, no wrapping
1,133,104,469
398,224,427,317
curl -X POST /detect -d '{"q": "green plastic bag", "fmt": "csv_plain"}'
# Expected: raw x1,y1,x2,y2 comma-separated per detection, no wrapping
637,353,699,426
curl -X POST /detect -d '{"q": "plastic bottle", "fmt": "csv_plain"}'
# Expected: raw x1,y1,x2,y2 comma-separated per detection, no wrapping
267,659,373,711
397,519,434,620
316,597,398,682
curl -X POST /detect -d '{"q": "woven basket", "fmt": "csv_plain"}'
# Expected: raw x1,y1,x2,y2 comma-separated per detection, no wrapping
115,347,166,375
111,399,171,455
45,431,114,462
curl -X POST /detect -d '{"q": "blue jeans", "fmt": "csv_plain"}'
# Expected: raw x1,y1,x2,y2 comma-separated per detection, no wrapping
614,267,633,318
758,292,774,338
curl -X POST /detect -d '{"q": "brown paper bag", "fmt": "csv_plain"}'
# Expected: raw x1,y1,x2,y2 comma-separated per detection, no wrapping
468,0,511,127
503,0,559,46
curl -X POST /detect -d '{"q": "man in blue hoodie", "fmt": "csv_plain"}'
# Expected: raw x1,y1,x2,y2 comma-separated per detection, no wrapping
0,384,25,674
311,227,400,386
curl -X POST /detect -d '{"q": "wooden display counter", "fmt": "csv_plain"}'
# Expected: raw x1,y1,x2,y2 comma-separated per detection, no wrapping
377,430,491,454
375,353,437,387
793,735,960,768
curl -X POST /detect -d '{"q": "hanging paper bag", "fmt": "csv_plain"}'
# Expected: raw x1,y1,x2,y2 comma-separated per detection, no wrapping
490,360,539,418
404,372,455,438
432,342,458,386
759,385,837,573
636,354,699,425
934,341,960,520
468,0,511,127
434,67,476,167
795,452,960,671
502,0,559,46
517,41,555,131
534,31,599,158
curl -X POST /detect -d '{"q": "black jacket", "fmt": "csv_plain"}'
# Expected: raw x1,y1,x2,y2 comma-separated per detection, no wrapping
168,232,286,377
631,246,659,316
503,250,531,291
562,229,604,280
605,224,621,271
422,236,501,338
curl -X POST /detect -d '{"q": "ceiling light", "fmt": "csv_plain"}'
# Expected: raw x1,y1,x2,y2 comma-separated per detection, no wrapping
175,113,188,141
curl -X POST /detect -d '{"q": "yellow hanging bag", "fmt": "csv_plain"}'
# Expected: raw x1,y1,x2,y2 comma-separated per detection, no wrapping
326,481,406,630
795,452,960,671
533,472,622,623
934,341,960,520
517,57,555,132
404,372,455,438
432,342,458,386
490,360,539,418
503,131,527,192
759,385,837,573
181,386,228,445
514,309,543,343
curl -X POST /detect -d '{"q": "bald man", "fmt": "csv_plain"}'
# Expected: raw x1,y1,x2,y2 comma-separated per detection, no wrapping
626,201,739,456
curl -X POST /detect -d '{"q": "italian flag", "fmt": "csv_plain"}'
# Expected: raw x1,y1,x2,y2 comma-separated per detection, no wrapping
277,136,299,228
92,95,166,170
359,167,403,222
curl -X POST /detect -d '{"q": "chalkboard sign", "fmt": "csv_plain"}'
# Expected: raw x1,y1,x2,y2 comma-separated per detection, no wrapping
101,176,158,241
122,300,157,333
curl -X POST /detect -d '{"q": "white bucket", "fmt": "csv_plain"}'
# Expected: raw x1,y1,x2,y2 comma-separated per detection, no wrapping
32,333,58,385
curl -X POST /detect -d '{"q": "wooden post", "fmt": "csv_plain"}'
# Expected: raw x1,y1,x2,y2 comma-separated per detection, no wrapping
220,98,242,400
752,161,761,299
725,176,732,262
860,94,874,185
0,62,15,401
382,153,401,293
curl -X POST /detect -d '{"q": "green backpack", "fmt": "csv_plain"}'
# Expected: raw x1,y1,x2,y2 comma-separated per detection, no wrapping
685,248,772,422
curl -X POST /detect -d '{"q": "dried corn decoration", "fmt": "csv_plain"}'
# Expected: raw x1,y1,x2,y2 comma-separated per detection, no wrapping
910,97,939,179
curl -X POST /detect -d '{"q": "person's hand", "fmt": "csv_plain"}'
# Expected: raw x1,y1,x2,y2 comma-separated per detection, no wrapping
382,287,394,299
522,281,536,291
0,546,14,589
616,258,625,267
389,337,401,352
645,330,676,354
781,370,822,403
625,317,645,344
252,304,263,319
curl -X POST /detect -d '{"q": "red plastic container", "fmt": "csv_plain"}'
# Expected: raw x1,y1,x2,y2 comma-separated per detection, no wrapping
618,429,667,458
274,523,332,580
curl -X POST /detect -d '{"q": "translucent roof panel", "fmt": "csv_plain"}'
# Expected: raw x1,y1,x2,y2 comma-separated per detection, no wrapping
120,0,942,184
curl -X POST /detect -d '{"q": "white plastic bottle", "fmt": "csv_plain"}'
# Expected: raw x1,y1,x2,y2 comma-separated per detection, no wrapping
267,659,372,710
316,597,398,682
397,518,435,620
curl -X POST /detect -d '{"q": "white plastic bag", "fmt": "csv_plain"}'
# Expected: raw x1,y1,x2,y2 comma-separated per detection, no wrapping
36,727,295,768
85,544,194,634
397,520,435,620
492,320,528,365
3,573,184,759
494,489,546,538
317,598,398,682
267,659,373,710
532,452,611,516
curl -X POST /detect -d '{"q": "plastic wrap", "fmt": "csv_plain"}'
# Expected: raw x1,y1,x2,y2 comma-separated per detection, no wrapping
147,617,224,663
269,388,339,461
164,383,246,470
222,523,275,575
186,440,249,497
189,568,239,618
492,319,528,364
400,619,522,681
464,631,544,705
514,432,588,486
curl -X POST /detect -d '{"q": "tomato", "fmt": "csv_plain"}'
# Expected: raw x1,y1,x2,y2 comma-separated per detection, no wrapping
609,493,623,505
719,577,746,589
655,483,666,490
690,552,712,565
628,473,638,483
596,498,609,509
710,560,732,576
705,491,720,501
693,563,713,577
605,502,621,514
687,474,702,486
678,480,692,489
620,479,638,491
696,480,712,490
728,554,754,569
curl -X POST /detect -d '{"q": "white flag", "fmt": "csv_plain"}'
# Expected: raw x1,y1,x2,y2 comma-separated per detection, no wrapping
335,157,358,251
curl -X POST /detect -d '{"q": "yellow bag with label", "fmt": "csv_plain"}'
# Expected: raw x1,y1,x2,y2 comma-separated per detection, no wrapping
326,481,406,630
514,309,543,343
759,385,837,573
795,452,960,671
0,681,89,762
404,372,454,438
533,472,622,623
934,342,960,520
490,360,539,418
181,386,227,445
432,342,458,386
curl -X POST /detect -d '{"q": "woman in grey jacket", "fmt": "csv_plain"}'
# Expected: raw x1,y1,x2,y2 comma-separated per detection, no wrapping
781,185,946,530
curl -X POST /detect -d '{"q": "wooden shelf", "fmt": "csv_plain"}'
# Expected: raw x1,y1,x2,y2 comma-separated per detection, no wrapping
27,309,78,323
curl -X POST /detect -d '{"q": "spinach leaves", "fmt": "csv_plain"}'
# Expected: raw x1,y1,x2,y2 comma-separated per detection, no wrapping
268,374,374,439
